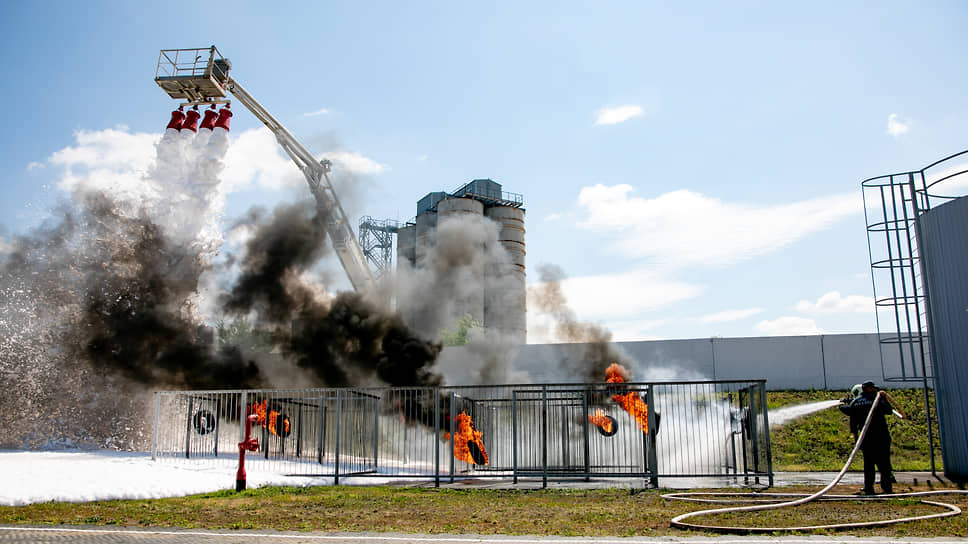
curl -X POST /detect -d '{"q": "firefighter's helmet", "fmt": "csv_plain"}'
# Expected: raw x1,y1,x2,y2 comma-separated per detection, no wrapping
851,383,863,399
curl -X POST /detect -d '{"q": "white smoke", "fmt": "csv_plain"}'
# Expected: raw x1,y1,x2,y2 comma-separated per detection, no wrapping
393,212,524,384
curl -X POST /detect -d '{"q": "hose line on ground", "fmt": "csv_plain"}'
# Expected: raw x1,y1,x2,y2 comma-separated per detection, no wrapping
664,391,968,533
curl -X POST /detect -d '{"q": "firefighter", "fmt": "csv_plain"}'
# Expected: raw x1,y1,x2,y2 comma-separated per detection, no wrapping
842,384,863,440
839,380,896,495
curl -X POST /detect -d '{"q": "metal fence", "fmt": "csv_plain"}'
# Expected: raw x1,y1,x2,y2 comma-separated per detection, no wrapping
153,380,771,487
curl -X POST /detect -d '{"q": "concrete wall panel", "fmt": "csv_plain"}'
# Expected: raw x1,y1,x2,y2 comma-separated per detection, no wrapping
711,336,824,389
438,333,925,391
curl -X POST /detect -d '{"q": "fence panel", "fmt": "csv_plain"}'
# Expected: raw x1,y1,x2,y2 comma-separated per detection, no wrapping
153,380,771,486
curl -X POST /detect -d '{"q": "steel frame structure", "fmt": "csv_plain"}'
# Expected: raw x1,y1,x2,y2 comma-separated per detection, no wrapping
862,148,968,474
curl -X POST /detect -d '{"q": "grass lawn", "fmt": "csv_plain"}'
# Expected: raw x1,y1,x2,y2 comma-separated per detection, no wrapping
1,484,966,537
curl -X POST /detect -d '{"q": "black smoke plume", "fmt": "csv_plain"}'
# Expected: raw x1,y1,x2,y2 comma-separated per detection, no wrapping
222,200,443,388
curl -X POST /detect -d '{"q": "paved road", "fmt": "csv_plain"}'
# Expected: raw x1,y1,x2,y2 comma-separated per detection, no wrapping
1,527,967,544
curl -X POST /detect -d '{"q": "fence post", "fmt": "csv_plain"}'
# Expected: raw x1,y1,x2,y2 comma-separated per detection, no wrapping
449,392,456,483
512,390,518,484
184,396,194,459
152,393,161,461
434,389,440,488
240,391,247,454
334,389,341,485
582,387,590,481
317,397,326,465
541,386,548,489
214,397,222,457
647,385,658,488
372,393,380,470
759,381,774,487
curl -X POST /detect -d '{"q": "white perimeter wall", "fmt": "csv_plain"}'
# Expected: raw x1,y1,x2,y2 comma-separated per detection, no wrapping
438,333,921,391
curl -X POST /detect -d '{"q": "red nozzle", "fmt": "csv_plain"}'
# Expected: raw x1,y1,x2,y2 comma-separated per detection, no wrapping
181,109,201,133
214,104,233,131
166,109,186,131
199,106,219,131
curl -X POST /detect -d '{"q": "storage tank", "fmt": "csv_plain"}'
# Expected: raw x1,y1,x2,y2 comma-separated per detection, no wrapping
484,205,526,344
438,197,486,325
414,211,437,269
917,195,968,481
396,224,416,269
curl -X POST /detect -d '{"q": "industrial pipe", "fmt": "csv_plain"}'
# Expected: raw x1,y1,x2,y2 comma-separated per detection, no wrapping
236,413,259,492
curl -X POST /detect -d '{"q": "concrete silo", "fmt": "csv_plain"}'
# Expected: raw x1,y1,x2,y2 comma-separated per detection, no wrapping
485,205,527,344
400,179,526,344
395,224,416,269
437,197,486,325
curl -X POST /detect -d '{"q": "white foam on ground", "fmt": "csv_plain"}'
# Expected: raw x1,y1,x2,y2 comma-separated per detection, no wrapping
0,450,393,506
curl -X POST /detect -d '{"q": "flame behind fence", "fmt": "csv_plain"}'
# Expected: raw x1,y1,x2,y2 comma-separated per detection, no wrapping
152,380,771,487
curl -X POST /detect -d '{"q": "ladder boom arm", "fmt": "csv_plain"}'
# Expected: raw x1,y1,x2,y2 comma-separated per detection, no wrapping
223,77,376,293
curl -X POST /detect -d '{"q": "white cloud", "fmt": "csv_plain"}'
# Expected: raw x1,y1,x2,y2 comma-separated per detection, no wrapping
222,127,301,191
26,162,45,172
886,113,909,139
527,268,704,321
303,108,330,117
594,105,644,126
47,127,159,198
699,308,764,323
794,291,873,314
321,150,387,175
755,316,824,336
544,213,562,222
577,184,862,268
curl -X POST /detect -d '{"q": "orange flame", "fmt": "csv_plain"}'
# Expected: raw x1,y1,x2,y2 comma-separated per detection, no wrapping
605,362,650,433
447,410,489,465
248,400,290,437
587,408,615,434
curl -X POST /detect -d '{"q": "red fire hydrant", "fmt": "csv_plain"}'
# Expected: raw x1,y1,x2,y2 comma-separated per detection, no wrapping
237,413,260,492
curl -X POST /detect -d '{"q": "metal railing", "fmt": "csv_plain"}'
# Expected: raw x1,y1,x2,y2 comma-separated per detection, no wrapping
156,46,226,79
153,380,771,487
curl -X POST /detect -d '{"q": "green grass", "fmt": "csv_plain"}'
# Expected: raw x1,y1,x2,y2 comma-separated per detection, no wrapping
769,389,939,471
1,485,966,537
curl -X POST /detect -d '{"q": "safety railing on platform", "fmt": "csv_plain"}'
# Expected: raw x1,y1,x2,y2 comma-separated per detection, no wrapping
152,380,771,487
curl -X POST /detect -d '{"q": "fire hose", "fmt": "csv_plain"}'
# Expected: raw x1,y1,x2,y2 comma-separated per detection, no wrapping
664,391,968,533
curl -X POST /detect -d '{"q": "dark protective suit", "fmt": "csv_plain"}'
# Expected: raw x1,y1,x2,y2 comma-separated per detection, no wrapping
839,391,894,493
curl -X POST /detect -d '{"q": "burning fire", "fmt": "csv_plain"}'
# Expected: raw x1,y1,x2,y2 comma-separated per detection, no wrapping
605,363,650,433
446,410,489,465
587,408,617,437
247,399,291,437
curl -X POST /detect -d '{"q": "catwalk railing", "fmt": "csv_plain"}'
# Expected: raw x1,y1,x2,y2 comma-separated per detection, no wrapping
152,380,772,487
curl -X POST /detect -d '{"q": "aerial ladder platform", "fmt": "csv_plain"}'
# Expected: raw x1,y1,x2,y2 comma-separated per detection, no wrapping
154,46,377,294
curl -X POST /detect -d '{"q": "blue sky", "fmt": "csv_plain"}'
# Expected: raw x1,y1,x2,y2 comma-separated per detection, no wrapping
1,1,966,342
